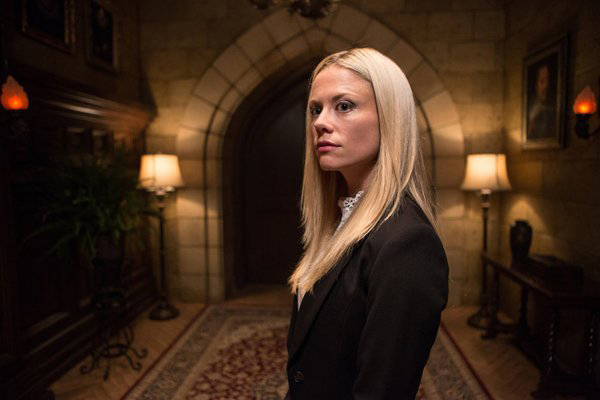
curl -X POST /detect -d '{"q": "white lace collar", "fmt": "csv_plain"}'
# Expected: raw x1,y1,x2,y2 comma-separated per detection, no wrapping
336,190,364,233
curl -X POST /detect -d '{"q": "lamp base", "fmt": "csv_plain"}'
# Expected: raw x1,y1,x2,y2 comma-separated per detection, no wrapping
467,306,492,330
149,297,179,320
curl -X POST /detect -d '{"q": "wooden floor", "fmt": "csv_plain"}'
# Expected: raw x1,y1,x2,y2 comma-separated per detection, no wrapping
50,286,568,400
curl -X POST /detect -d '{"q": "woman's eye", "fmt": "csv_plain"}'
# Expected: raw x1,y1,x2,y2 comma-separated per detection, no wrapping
336,101,354,112
309,106,322,116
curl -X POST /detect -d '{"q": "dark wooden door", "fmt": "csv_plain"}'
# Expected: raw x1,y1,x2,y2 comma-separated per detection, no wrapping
240,77,308,285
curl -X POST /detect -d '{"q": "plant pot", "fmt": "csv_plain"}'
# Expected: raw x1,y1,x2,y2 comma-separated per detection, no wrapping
93,234,124,291
510,220,532,261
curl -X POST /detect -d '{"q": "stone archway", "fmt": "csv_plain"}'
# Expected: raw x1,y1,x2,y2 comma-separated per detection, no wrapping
174,5,465,303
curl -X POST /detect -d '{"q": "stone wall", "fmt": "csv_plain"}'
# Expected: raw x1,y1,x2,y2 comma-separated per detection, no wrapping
3,0,143,101
139,0,506,304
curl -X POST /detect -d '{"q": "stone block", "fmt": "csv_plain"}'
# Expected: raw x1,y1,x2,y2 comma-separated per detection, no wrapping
330,5,370,42
255,49,286,77
428,12,473,41
219,87,243,113
323,35,351,54
383,13,428,43
140,21,165,50
386,39,423,76
143,50,188,80
179,247,206,275
166,20,208,49
235,67,262,96
280,35,311,61
177,189,206,217
263,10,302,45
435,156,464,188
432,124,465,156
179,159,204,188
437,189,466,219
168,79,196,106
238,23,275,63
206,189,222,218
194,67,231,106
214,45,251,82
405,0,452,12
410,63,445,102
422,91,460,129
451,0,502,11
206,134,224,159
146,135,177,154
182,96,215,131
208,247,223,276
456,103,502,135
179,274,208,302
188,49,218,78
446,249,467,280
146,106,184,137
358,19,398,53
206,159,222,188
304,28,327,52
449,42,496,72
208,275,225,303
178,218,206,247
419,41,450,72
442,72,472,103
508,159,542,193
474,11,505,40
210,110,231,136
208,218,223,248
471,72,503,103
438,218,465,249
177,127,205,159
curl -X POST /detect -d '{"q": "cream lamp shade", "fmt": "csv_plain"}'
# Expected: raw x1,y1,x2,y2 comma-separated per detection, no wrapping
139,154,184,192
461,153,511,192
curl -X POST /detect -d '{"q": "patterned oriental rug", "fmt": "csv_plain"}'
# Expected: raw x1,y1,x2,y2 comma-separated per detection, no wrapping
122,306,493,400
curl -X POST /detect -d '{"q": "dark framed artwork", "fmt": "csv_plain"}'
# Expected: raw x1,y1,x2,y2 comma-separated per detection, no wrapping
85,0,119,73
21,0,76,53
521,35,569,150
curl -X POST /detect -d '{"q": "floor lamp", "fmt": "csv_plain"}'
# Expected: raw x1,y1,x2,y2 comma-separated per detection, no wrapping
461,154,511,330
139,154,184,320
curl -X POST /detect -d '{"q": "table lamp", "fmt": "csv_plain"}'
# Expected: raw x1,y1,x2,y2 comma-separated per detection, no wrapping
139,154,184,320
461,153,511,329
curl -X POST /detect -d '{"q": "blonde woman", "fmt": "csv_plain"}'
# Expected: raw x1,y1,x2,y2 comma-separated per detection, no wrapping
286,48,449,399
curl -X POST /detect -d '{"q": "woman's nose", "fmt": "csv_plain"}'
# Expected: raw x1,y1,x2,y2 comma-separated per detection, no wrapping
314,109,333,135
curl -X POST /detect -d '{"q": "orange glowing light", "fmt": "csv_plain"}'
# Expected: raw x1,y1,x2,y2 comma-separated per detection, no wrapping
1,75,29,111
573,86,597,115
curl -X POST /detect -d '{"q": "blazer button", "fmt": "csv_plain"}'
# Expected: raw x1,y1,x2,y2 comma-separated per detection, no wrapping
293,370,304,383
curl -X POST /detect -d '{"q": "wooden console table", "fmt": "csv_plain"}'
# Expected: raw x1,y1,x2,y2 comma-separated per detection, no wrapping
481,252,600,398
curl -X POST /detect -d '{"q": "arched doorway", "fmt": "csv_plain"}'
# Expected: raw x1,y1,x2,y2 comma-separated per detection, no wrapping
224,63,316,292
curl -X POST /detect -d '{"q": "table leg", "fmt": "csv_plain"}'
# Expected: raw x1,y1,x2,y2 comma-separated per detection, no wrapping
518,287,530,339
586,310,598,381
533,307,559,398
483,269,500,339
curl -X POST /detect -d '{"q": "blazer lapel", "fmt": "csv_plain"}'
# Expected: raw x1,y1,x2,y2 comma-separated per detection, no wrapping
288,249,355,362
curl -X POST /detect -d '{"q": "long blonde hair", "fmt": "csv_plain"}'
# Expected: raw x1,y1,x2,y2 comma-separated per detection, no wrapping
289,48,436,295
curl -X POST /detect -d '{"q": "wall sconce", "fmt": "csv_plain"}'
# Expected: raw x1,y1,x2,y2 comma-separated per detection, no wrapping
139,154,185,320
573,85,598,140
461,153,512,330
1,75,30,137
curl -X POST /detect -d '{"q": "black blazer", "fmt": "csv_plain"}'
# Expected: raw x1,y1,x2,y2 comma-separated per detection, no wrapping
286,199,449,399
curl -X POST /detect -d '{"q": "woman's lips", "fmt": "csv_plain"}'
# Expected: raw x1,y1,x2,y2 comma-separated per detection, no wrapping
317,142,339,153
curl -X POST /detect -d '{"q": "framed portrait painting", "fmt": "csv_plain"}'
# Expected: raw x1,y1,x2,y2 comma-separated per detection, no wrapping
20,0,76,53
521,35,569,150
85,0,119,73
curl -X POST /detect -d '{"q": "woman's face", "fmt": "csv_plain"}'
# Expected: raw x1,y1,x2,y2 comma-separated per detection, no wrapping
308,65,380,188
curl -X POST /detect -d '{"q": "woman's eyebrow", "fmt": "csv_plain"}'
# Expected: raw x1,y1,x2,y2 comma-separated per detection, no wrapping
308,92,354,106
